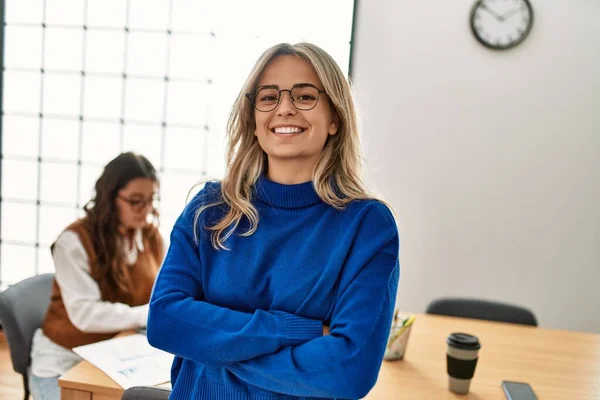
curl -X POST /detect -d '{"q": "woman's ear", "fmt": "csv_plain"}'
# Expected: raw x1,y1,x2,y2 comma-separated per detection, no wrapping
328,111,340,136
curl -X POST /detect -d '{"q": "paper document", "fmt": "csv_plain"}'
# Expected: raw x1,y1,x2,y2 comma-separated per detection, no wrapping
72,334,173,389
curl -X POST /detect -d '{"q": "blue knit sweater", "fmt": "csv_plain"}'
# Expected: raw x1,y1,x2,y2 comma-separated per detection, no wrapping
147,176,400,400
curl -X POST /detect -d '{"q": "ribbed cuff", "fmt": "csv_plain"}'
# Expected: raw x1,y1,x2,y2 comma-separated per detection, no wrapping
270,310,323,345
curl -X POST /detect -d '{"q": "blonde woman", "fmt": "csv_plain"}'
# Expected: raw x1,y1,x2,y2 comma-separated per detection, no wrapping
147,43,400,400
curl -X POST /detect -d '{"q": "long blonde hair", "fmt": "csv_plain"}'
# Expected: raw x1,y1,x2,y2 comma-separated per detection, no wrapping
195,42,377,249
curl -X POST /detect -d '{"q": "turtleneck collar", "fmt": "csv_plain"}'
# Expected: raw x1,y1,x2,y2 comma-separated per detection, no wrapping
254,175,322,209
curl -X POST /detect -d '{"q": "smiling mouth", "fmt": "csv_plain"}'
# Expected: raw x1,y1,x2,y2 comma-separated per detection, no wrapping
271,127,306,135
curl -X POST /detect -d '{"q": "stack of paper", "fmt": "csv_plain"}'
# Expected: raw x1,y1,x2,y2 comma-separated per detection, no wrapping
72,334,173,389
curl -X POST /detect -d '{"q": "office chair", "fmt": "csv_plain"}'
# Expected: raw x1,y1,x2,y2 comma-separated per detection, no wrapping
121,386,171,400
0,273,54,400
426,297,538,326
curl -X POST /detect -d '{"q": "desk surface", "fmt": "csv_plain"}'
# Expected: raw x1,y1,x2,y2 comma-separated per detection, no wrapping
59,314,600,399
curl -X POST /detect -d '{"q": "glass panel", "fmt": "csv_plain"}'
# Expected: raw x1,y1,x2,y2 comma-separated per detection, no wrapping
45,0,85,26
124,79,164,123
163,126,204,171
44,27,84,71
85,29,125,74
122,124,162,167
158,213,177,247
39,205,78,246
0,202,37,243
4,0,44,24
158,171,200,217
79,165,104,204
126,32,168,77
166,81,207,125
0,245,36,286
2,70,42,113
42,73,82,116
38,247,56,274
128,0,170,31
40,162,78,205
83,76,122,119
87,0,127,28
171,0,212,33
81,122,121,164
1,159,38,201
169,34,214,80
2,116,40,157
41,119,80,161
3,26,43,68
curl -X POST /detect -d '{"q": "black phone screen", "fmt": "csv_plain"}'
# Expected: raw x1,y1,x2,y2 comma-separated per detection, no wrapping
502,381,538,400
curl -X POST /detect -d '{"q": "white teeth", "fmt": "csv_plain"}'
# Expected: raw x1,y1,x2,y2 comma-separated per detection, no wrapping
273,127,304,134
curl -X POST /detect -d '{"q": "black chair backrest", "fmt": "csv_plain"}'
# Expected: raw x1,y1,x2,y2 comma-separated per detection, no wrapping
0,273,54,400
426,297,538,326
121,386,171,400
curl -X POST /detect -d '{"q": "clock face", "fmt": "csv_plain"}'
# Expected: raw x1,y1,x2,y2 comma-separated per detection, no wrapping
470,0,534,50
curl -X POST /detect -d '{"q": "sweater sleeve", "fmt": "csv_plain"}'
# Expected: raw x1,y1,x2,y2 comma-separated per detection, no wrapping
226,203,400,399
147,184,323,366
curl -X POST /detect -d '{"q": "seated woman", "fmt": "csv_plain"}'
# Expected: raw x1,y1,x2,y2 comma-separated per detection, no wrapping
29,152,165,400
147,42,400,399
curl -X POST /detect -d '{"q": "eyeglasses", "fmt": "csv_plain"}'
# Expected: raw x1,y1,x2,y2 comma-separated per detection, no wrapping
246,83,327,112
118,195,159,212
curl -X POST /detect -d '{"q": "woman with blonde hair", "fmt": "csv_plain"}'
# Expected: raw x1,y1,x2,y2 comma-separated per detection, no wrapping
148,42,400,399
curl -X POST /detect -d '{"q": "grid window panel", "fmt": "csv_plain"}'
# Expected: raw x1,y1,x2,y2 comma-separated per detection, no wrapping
39,162,78,205
170,0,213,34
2,116,40,158
166,81,208,126
81,121,121,164
163,126,204,172
169,34,214,80
38,248,55,274
0,245,37,286
83,76,123,119
43,27,84,72
122,124,163,168
44,0,85,27
79,165,105,205
41,118,80,161
3,26,43,69
39,205,79,246
4,0,44,24
1,202,37,244
1,159,39,201
126,32,168,78
2,70,42,113
85,29,125,74
159,171,202,219
86,0,127,28
128,0,170,31
124,78,165,123
42,73,82,117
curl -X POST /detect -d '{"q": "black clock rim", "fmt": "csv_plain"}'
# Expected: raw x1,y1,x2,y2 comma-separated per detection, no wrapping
469,0,534,51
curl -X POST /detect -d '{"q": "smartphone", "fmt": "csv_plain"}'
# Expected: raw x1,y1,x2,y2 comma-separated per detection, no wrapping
501,381,538,400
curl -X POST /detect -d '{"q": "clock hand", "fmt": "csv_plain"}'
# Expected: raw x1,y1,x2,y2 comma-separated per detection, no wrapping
479,3,503,21
501,7,523,20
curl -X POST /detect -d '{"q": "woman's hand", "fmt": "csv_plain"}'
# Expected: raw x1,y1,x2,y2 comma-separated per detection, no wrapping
322,324,330,336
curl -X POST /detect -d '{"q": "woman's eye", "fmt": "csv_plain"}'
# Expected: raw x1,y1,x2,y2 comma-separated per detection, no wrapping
260,95,278,102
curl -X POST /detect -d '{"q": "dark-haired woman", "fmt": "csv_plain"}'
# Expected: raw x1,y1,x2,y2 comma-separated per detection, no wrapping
29,152,165,400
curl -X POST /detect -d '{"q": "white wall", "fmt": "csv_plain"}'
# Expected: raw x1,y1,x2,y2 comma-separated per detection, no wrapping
352,0,600,333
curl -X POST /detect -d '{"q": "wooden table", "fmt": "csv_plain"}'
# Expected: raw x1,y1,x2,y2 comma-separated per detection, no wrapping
59,314,600,399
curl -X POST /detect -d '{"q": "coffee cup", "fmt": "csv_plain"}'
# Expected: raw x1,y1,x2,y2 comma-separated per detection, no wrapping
446,332,481,394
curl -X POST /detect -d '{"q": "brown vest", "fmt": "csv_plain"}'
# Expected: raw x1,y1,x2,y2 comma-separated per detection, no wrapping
42,219,164,349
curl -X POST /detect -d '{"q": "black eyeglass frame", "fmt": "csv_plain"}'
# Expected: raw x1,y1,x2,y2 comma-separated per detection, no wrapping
245,83,327,112
117,195,159,211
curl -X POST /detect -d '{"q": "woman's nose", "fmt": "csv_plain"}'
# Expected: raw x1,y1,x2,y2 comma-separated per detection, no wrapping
276,91,296,117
